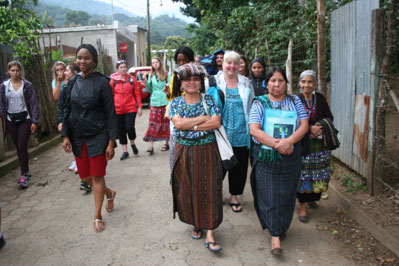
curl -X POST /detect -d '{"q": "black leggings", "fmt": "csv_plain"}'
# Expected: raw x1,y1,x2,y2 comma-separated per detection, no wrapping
117,112,137,145
6,119,32,175
223,146,249,195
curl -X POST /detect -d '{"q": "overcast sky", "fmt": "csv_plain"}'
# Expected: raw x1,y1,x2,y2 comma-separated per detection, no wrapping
95,0,195,23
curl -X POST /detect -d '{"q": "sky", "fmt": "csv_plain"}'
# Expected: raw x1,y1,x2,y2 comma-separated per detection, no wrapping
95,0,195,23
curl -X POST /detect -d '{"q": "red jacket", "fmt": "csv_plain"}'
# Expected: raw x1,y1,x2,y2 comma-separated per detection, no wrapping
110,73,142,114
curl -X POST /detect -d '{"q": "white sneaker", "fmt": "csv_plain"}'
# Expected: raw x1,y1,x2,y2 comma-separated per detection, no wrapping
68,161,76,171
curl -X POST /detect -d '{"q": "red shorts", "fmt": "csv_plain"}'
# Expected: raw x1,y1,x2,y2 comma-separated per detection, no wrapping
75,142,107,179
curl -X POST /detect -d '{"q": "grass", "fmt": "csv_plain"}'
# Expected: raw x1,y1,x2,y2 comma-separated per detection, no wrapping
340,174,367,193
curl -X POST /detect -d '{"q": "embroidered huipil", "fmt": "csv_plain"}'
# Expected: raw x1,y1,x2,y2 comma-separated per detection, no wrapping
222,87,248,147
169,94,220,146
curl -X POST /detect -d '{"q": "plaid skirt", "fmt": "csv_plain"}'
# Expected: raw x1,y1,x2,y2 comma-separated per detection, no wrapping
143,106,170,142
172,141,223,230
250,143,302,237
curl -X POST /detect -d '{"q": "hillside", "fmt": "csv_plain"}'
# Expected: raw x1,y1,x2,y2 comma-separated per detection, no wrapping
33,1,188,44
39,0,136,17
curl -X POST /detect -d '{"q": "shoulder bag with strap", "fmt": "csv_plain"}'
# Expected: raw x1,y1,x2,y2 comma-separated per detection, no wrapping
202,95,238,170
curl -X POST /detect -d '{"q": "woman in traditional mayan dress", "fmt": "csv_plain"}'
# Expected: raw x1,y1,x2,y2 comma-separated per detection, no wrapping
296,70,334,222
249,66,308,255
169,63,223,252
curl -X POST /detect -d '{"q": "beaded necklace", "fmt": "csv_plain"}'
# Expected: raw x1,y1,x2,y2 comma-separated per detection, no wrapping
304,94,316,118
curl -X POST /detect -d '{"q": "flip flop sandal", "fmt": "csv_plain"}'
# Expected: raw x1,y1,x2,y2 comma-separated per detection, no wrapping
106,190,117,213
204,242,222,252
190,229,203,240
229,202,243,213
94,219,104,233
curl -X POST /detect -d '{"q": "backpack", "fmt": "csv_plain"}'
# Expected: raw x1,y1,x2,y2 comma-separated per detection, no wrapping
200,56,218,76
208,75,225,108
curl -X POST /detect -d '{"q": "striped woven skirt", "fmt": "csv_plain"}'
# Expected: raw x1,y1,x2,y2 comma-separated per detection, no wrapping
250,143,302,237
172,141,223,230
143,106,170,142
298,139,331,194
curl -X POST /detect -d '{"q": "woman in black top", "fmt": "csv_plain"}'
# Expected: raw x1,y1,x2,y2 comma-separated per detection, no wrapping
249,57,267,96
62,44,117,233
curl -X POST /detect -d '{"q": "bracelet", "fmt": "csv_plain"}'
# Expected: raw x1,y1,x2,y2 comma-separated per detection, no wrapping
193,125,198,131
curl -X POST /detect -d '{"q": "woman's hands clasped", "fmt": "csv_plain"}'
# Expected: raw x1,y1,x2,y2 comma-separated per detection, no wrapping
310,125,323,139
274,138,294,155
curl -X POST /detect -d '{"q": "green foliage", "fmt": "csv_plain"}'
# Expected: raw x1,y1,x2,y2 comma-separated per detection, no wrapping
340,174,367,193
172,0,202,22
174,0,356,80
0,0,42,63
65,10,90,26
185,22,216,56
164,36,188,49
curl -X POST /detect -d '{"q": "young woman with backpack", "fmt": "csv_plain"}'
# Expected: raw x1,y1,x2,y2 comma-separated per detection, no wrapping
110,60,142,160
143,57,170,155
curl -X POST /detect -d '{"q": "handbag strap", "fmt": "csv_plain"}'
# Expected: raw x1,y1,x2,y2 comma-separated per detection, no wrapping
201,94,210,116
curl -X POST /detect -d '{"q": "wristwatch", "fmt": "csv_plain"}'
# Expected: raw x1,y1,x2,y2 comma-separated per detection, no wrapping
193,125,198,131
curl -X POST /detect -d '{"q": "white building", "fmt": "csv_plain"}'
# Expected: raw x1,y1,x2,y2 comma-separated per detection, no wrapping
40,21,147,72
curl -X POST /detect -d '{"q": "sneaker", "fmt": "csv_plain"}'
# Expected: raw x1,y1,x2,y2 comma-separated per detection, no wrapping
18,176,28,188
68,161,76,171
120,152,129,160
80,181,92,192
131,144,139,155
0,235,5,250
24,172,32,180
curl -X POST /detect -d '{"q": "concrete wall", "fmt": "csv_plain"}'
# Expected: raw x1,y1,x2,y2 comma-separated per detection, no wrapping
136,29,147,66
127,25,147,67
40,22,140,72
41,28,118,72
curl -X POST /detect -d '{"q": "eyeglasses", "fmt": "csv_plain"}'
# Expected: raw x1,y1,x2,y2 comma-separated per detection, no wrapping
183,77,201,83
117,60,126,64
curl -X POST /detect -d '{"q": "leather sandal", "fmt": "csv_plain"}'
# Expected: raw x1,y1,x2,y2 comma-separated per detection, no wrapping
147,147,154,155
271,247,282,255
106,190,117,213
94,219,104,233
161,143,169,151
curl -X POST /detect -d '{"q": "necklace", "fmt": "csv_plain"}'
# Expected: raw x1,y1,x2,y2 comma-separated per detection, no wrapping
303,94,316,117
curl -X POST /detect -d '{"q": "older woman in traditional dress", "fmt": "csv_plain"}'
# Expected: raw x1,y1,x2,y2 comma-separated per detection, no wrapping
169,63,223,252
296,70,334,222
249,66,308,255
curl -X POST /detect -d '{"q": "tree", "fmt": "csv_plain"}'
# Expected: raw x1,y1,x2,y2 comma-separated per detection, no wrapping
185,23,216,56
0,0,58,139
0,0,42,62
164,36,187,49
65,10,90,26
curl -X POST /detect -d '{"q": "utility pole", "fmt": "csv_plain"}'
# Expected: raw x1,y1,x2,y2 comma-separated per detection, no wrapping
146,0,151,65
111,0,114,24
317,0,327,96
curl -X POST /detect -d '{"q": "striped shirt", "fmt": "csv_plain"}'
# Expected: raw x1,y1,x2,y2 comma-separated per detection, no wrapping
249,95,308,144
